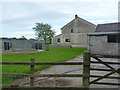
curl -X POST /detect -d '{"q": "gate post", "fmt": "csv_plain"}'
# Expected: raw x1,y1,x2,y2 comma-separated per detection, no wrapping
30,58,35,87
82,51,90,89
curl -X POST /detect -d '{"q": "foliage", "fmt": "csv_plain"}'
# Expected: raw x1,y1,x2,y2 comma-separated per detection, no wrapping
17,36,27,40
12,36,27,40
2,47,87,85
32,23,55,44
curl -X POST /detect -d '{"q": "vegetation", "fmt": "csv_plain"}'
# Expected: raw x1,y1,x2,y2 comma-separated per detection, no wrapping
12,36,27,40
33,23,55,44
2,47,87,85
12,36,38,41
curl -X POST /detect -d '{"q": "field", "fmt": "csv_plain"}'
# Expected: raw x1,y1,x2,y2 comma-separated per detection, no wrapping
2,47,87,85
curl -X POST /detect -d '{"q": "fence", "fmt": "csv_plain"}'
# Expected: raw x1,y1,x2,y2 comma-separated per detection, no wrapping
1,51,120,89
90,54,120,86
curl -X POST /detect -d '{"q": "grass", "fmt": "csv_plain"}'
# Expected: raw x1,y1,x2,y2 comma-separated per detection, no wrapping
2,47,87,85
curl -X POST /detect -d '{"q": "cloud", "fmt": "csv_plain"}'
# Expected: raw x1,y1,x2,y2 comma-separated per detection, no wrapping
0,0,101,2
52,25,62,35
13,31,34,35
0,0,119,39
2,4,69,25
1,31,35,38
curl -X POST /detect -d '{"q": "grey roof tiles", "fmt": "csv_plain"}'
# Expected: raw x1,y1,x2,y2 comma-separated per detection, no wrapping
96,22,120,32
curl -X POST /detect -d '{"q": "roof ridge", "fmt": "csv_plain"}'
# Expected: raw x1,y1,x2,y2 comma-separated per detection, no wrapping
97,22,120,25
61,15,96,30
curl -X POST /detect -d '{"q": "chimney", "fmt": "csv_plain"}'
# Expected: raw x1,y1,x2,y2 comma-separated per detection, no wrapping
75,14,78,19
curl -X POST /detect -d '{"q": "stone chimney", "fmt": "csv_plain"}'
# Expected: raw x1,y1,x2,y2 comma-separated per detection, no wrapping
75,14,78,19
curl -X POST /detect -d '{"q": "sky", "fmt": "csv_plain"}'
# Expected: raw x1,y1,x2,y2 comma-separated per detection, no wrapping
0,0,119,39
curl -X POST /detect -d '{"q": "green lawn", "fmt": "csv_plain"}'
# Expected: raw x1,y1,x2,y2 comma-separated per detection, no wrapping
2,47,87,85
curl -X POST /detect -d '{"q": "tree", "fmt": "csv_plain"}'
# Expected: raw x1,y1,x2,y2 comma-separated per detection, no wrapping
12,36,27,40
12,37,17,40
17,36,27,40
32,23,55,44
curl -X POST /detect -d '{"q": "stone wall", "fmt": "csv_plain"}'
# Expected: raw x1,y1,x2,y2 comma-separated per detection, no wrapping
52,33,89,47
88,33,119,56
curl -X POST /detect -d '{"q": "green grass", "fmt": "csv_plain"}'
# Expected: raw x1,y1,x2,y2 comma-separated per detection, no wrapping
2,47,87,85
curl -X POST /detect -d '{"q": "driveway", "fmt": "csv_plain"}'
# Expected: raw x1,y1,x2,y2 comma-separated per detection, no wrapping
12,55,119,88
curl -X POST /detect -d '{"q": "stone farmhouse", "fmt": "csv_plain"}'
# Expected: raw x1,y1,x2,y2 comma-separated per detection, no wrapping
52,15,96,47
88,22,120,56
0,38,44,51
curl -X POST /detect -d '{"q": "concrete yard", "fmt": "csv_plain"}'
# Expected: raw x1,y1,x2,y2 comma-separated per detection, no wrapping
2,50,44,54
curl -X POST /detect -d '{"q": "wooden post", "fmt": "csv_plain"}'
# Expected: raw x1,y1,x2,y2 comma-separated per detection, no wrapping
82,51,90,89
30,58,35,87
46,44,49,51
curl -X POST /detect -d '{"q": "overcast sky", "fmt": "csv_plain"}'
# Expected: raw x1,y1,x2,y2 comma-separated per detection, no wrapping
0,0,119,39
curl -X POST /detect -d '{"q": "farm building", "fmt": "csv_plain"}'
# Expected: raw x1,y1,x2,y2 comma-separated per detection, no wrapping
88,22,120,56
0,38,44,51
52,15,96,47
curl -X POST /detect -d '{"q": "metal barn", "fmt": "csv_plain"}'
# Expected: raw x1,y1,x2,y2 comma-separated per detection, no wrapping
0,38,44,51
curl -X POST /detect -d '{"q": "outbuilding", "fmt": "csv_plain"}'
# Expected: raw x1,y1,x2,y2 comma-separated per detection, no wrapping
0,38,44,51
88,22,120,56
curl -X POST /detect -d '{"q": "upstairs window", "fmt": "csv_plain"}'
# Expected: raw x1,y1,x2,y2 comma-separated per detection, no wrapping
108,34,120,43
57,38,60,42
71,29,74,33
65,38,70,42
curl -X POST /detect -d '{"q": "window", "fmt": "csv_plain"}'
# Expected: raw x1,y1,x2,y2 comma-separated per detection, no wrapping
71,29,73,33
58,38,60,42
65,38,70,42
108,34,120,43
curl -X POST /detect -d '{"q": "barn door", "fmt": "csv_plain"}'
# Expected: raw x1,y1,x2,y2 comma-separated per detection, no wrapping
4,42,10,50
38,43,42,49
35,43,42,49
35,43,38,49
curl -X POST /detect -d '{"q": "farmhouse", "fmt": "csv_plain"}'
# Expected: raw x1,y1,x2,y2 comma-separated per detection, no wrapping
52,15,96,47
88,22,120,56
0,38,44,51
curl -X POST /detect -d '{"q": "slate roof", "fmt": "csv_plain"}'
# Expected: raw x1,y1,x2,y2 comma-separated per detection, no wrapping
96,22,120,32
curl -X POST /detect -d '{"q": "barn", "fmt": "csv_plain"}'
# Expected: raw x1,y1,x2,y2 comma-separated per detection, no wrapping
0,38,44,51
88,22,120,56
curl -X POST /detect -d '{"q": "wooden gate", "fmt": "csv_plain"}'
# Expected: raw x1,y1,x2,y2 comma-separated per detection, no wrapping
89,54,120,86
1,51,120,89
